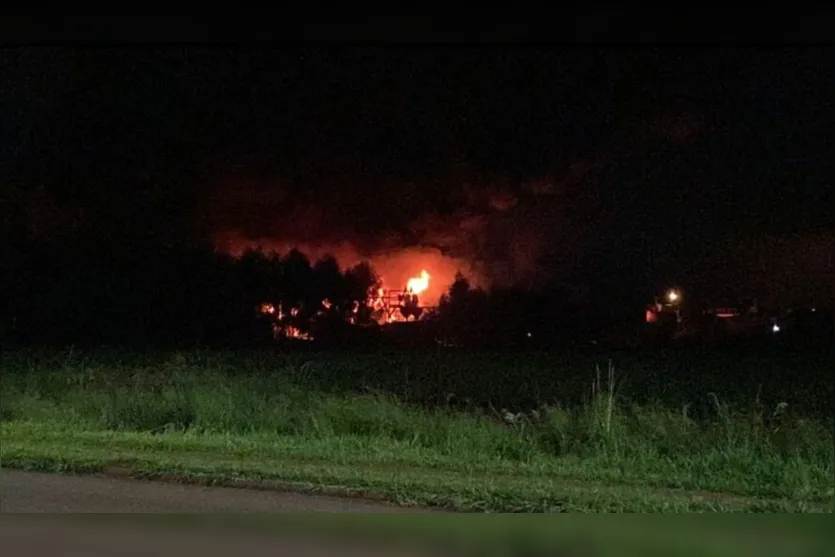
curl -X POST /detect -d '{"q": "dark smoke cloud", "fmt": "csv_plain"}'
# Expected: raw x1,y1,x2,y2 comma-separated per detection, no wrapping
204,170,584,304
201,109,711,304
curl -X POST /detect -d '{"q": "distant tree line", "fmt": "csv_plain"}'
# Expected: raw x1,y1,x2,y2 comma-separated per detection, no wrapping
2,239,603,349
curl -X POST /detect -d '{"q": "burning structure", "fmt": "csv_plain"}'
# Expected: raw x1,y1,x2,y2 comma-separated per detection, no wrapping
259,268,438,342
367,270,437,323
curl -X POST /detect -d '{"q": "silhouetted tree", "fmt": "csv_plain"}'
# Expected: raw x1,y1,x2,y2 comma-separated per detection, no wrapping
344,261,381,326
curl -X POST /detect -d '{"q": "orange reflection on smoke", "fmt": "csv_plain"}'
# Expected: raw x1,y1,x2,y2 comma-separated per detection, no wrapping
214,232,484,308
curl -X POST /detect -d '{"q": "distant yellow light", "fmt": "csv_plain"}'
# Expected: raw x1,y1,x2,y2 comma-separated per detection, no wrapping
667,290,679,303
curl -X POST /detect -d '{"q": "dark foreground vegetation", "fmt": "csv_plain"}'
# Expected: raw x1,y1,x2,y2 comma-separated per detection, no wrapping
2,347,832,512
2,241,604,348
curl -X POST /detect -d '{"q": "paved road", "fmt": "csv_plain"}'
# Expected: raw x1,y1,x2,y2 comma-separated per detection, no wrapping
1,470,438,555
0,468,426,513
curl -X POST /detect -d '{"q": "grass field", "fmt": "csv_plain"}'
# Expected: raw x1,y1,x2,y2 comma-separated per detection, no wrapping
1,348,833,512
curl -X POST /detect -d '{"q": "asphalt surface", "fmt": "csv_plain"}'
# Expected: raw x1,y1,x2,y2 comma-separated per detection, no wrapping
0,468,424,513
1,518,422,557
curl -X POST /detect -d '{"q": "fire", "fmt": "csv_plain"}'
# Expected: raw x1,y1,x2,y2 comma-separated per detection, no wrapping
283,325,311,340
258,302,314,340
256,267,438,340
357,270,435,325
214,232,483,307
257,267,440,336
406,270,430,295
229,233,489,333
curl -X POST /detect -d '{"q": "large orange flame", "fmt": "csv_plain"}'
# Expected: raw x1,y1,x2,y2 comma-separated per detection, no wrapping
406,270,430,295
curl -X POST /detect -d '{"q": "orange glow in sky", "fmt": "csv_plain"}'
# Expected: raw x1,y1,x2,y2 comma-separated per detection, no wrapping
215,231,484,307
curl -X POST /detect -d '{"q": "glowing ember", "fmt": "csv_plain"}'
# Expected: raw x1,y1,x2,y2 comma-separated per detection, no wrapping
259,303,315,341
284,325,311,340
406,270,430,295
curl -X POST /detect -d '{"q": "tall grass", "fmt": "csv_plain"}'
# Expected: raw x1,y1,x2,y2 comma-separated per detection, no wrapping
2,349,832,501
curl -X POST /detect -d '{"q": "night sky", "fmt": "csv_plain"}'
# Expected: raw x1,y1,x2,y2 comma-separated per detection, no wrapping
3,40,833,312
